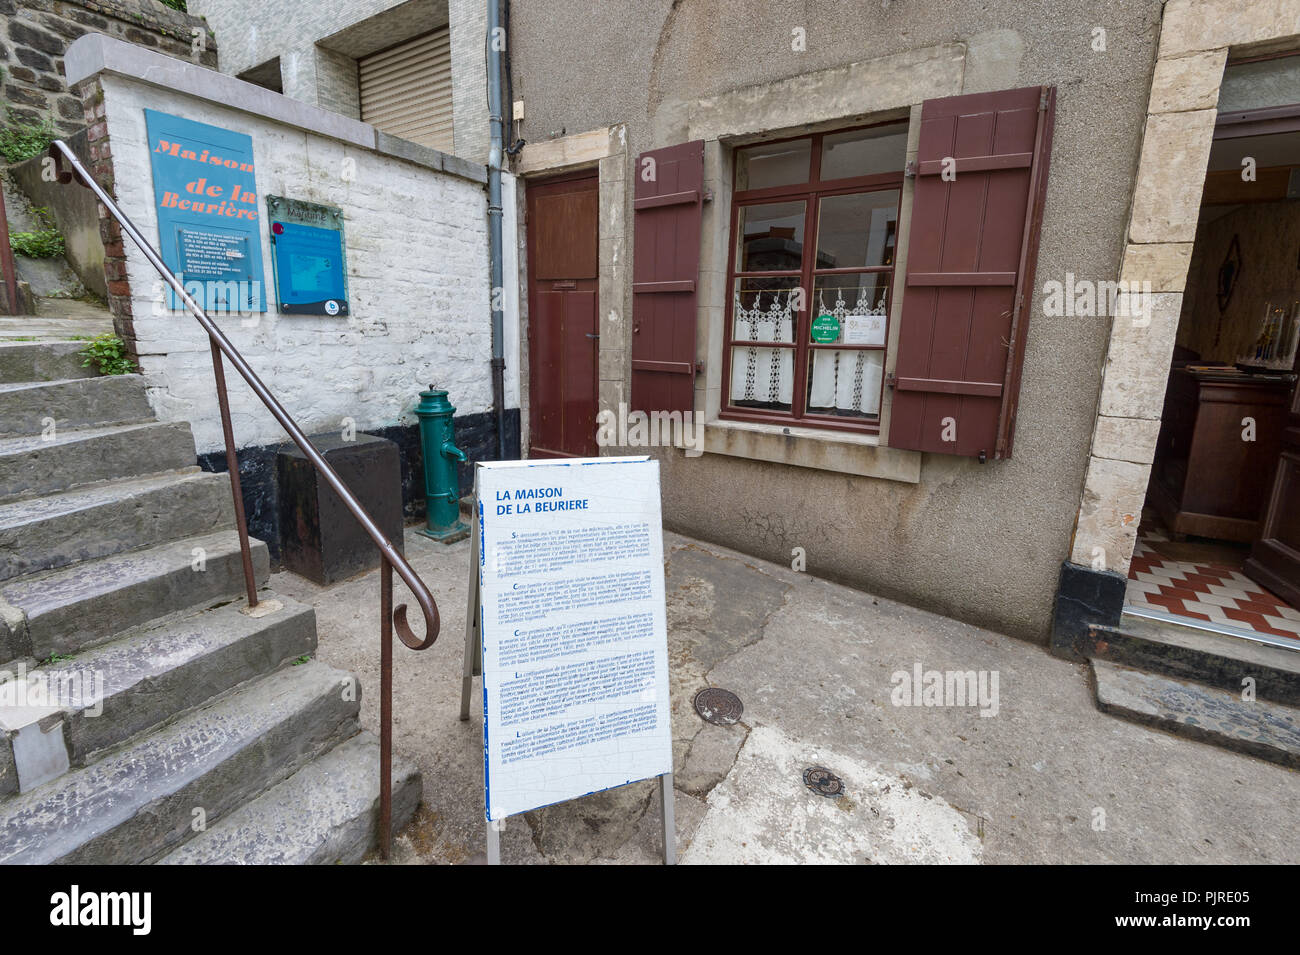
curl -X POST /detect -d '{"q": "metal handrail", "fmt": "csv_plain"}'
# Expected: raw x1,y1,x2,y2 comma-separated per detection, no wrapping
0,183,20,314
49,139,440,858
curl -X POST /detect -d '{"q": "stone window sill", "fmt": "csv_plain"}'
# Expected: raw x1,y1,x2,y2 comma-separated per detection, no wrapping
685,418,921,484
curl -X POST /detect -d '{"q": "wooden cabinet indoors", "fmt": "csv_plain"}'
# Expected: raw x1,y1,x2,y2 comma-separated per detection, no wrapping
1150,368,1293,542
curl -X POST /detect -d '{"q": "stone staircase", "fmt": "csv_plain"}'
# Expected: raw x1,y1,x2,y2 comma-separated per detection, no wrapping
0,341,420,863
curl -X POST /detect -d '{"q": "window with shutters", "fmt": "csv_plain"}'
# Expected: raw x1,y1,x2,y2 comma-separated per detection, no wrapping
637,86,1055,460
722,122,908,434
358,29,455,154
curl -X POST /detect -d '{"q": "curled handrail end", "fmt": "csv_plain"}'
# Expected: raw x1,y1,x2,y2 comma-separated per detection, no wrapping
393,601,440,651
388,554,441,650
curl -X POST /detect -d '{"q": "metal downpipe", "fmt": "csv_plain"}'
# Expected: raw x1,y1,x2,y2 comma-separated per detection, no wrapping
487,0,507,460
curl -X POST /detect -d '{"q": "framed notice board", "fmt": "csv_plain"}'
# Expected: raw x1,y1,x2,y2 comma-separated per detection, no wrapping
144,109,266,314
266,195,349,316
462,456,675,861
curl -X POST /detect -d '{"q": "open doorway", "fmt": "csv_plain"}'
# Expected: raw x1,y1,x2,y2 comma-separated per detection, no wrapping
1127,56,1300,648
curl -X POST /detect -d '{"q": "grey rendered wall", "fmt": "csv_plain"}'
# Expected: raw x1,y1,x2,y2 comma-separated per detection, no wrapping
509,0,1166,642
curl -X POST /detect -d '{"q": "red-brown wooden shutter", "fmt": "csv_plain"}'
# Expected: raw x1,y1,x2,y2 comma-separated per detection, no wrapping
631,140,704,415
887,85,1055,459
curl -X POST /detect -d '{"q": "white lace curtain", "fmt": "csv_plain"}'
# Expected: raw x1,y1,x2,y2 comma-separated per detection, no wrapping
730,290,794,405
729,288,884,415
808,289,885,416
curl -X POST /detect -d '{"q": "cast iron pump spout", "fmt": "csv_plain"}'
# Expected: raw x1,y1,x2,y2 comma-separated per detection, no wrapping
415,385,469,541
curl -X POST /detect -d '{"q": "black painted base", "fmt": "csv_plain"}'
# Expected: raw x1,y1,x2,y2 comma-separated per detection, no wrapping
277,432,404,585
1050,560,1128,660
198,408,521,563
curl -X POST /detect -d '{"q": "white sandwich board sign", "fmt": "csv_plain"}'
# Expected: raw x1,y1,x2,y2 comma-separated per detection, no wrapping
459,456,675,863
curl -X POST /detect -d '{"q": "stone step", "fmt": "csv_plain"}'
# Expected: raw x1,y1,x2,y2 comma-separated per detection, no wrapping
0,529,270,664
0,660,361,864
0,341,98,384
0,421,196,503
158,732,421,865
0,594,318,798
0,468,233,583
1092,658,1300,770
0,375,151,438
1082,614,1300,707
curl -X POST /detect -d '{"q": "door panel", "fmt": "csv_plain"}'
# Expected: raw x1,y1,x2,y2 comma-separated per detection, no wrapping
1246,377,1300,607
534,192,598,279
526,173,599,459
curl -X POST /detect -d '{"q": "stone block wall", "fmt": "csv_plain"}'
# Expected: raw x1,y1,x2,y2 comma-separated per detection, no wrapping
1,0,216,134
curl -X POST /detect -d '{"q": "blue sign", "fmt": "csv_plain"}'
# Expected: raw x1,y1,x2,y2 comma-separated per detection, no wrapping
144,109,266,314
266,196,349,316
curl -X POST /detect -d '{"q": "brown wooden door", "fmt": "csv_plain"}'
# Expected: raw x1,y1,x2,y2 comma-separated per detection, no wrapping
1245,374,1300,607
526,171,598,458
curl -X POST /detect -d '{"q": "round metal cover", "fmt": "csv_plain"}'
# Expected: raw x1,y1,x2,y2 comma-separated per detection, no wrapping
803,766,845,798
693,687,743,725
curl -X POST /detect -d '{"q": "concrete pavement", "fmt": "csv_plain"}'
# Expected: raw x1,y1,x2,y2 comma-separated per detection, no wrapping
274,528,1300,864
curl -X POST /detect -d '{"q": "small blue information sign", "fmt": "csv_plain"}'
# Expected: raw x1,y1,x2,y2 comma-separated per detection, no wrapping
144,109,266,314
266,195,349,316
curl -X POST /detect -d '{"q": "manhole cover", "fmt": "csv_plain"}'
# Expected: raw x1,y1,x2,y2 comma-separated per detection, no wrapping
693,687,743,725
803,766,845,798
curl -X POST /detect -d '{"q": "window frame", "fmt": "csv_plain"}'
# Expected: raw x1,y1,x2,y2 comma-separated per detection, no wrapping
721,122,907,435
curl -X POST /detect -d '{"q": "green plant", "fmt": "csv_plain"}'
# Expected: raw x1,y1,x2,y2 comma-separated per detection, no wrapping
41,653,74,665
9,228,63,258
292,655,311,666
158,0,188,11
0,109,56,164
79,333,136,376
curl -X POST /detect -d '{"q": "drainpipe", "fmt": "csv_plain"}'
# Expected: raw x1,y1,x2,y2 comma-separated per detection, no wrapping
486,0,507,459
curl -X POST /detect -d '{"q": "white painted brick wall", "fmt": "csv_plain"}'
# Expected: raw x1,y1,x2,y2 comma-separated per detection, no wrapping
100,73,492,454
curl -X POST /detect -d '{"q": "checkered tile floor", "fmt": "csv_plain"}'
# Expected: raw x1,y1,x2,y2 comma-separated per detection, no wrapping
1126,529,1300,643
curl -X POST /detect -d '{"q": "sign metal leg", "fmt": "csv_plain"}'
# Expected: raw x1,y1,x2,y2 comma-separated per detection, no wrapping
459,612,477,721
459,496,479,722
659,773,676,865
487,818,501,865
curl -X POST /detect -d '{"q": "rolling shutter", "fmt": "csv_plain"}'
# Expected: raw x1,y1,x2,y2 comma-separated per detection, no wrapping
887,86,1056,459
631,140,704,415
359,29,454,153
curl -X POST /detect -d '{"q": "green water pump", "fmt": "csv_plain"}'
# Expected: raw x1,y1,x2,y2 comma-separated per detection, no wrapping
415,386,469,541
